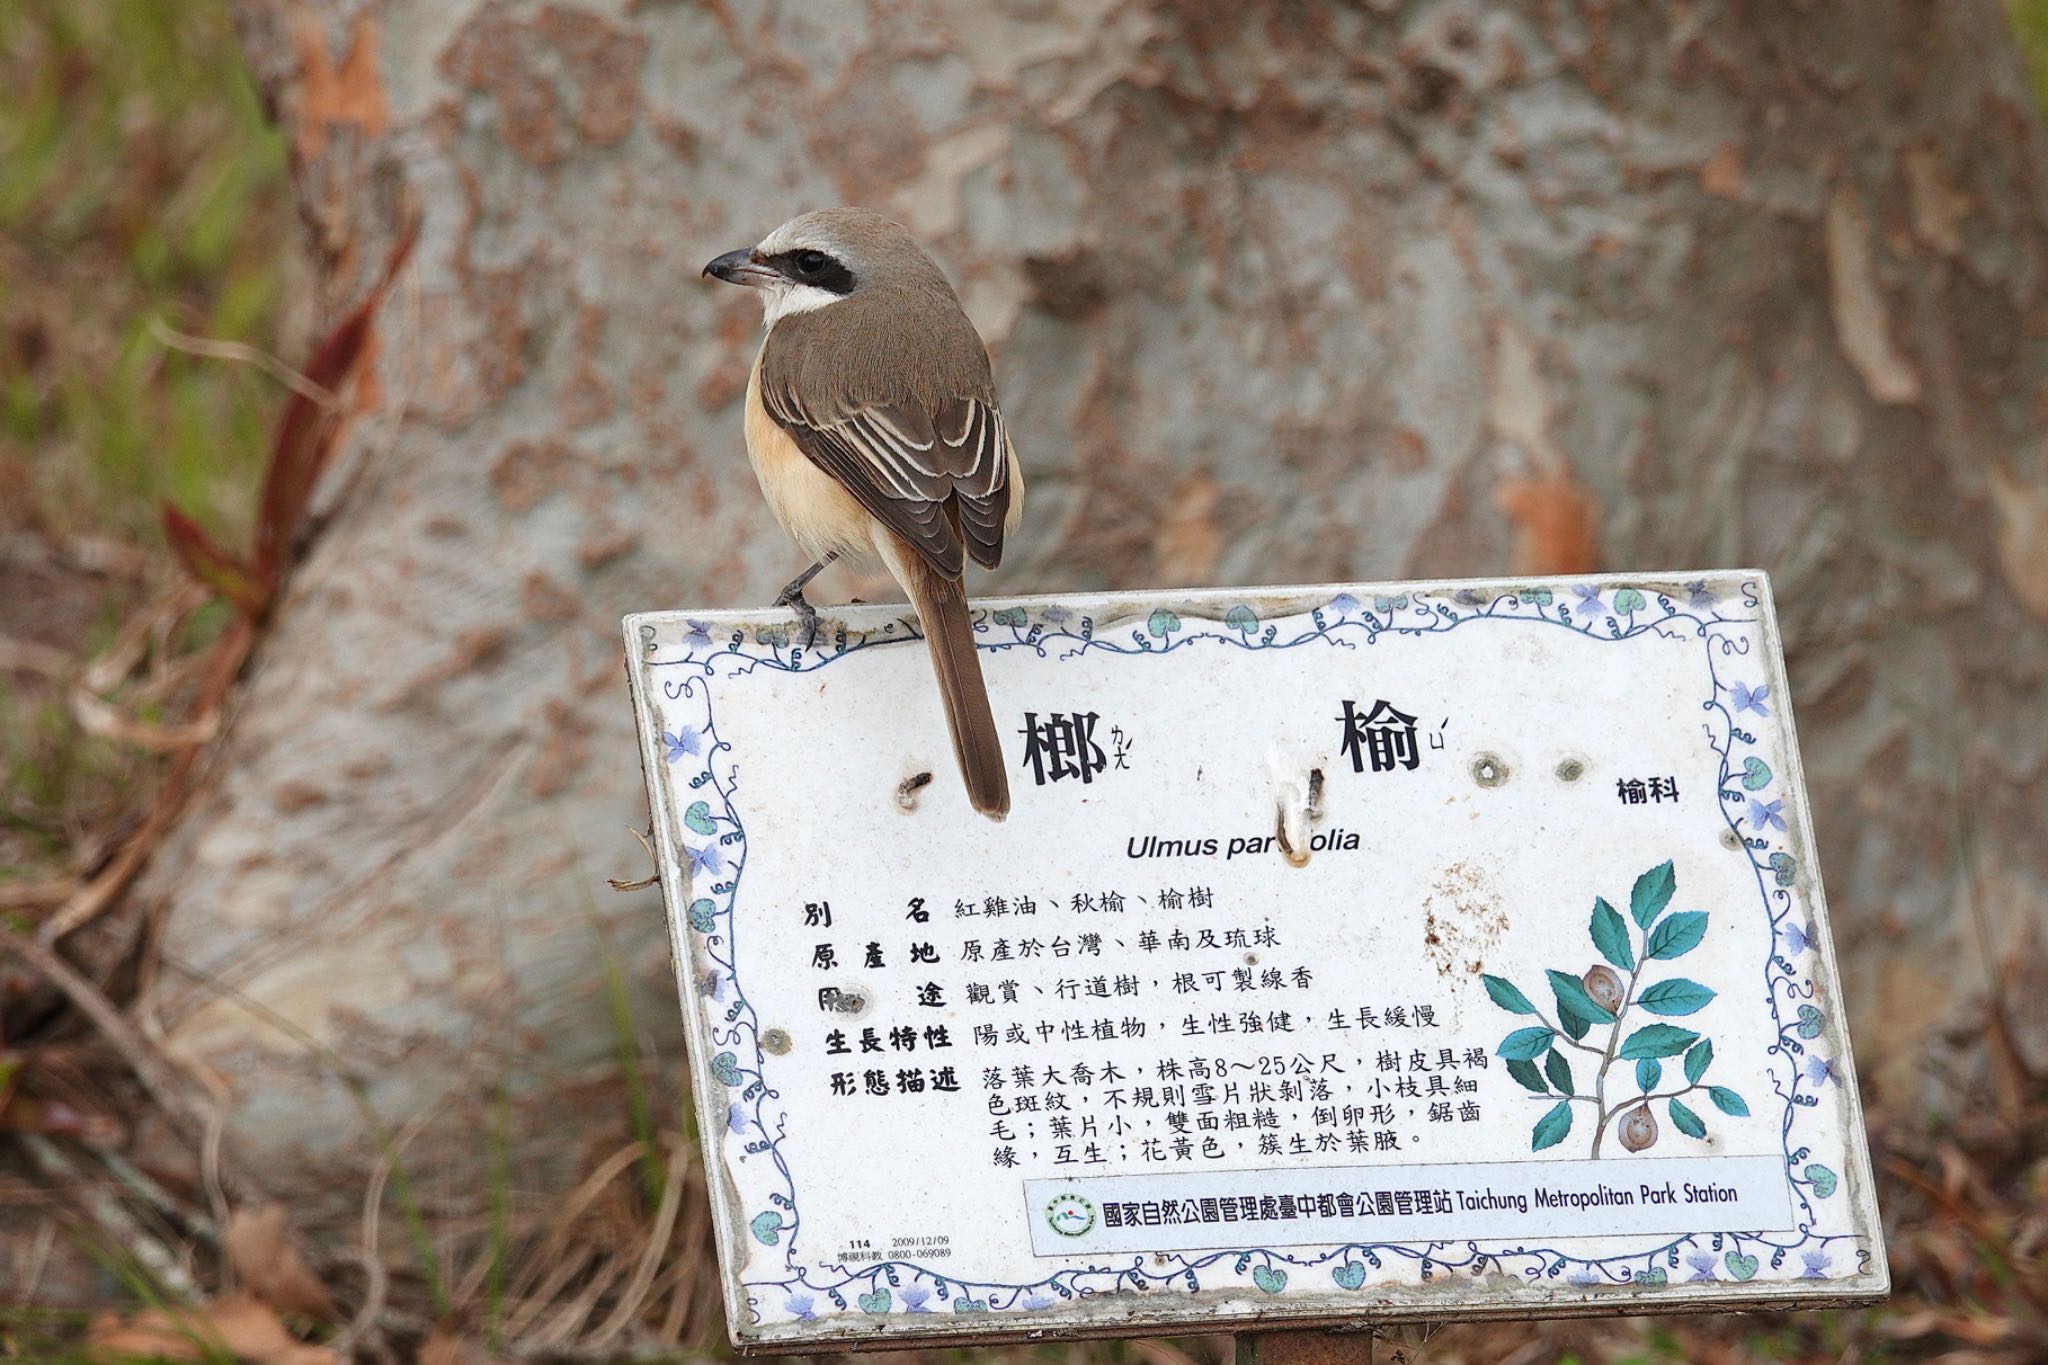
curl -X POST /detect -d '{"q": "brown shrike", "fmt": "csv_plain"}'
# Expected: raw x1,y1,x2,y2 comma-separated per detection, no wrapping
704,208,1023,820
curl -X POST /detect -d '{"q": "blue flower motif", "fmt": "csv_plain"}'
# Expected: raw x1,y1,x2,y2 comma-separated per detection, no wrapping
1747,797,1786,832
684,619,714,650
901,1284,931,1312
1800,1249,1831,1279
1805,1054,1839,1088
727,1102,747,1134
687,843,725,877
1779,920,1813,955
785,1293,815,1320
1042,604,1073,624
1327,593,1359,617
1021,1293,1054,1311
1572,584,1604,616
663,726,702,762
1686,1251,1718,1282
1565,1264,1601,1288
1731,680,1771,716
1686,579,1715,610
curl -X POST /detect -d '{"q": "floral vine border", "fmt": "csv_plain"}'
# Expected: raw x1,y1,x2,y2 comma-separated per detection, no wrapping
638,578,1875,1334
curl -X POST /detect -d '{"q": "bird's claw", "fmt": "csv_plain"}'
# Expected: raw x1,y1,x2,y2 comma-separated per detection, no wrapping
776,587,822,649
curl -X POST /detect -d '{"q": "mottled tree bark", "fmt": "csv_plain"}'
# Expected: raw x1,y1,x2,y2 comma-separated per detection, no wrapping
149,0,2048,1241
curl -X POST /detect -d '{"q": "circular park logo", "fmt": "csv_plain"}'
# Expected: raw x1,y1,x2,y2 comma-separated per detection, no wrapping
1044,1192,1096,1238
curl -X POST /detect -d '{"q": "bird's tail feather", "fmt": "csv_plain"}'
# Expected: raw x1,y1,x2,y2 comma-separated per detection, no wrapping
884,537,1009,820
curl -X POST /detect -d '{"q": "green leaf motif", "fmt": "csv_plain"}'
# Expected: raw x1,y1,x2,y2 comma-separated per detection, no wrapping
750,1211,783,1245
1546,969,1617,1025
687,898,717,932
1637,978,1716,1016
1590,897,1634,970
1506,1057,1548,1093
1556,1003,1594,1041
1614,587,1647,614
1805,1164,1838,1198
1668,1097,1707,1139
1683,1039,1714,1085
1725,1251,1760,1281
1253,1265,1288,1293
859,1289,892,1314
684,801,717,835
1225,605,1259,633
1796,1004,1825,1039
1634,1266,1668,1287
1498,1026,1555,1061
1708,1085,1749,1117
1531,1101,1573,1151
992,606,1028,627
1519,587,1554,606
1630,860,1677,929
952,1299,988,1313
1740,757,1772,791
710,1051,742,1085
1147,608,1180,638
1481,974,1537,1015
1619,1024,1700,1060
1332,1261,1368,1290
1543,1048,1574,1095
1770,852,1798,888
1635,1057,1661,1093
1647,911,1708,960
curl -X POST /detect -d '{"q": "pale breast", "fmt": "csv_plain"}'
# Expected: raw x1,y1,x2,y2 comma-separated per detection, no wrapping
744,350,876,564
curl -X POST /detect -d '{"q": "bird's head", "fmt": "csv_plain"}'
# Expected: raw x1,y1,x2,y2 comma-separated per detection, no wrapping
703,208,946,325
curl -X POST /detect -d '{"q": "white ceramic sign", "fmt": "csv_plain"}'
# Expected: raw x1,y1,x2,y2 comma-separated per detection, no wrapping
622,574,1886,1352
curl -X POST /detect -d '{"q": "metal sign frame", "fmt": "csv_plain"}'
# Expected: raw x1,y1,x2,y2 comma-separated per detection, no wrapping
622,574,1887,1353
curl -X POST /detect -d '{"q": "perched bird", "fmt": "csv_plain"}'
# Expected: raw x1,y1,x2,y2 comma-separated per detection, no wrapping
703,209,1023,820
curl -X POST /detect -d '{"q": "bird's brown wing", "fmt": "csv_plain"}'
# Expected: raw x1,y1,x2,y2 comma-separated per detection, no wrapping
759,378,1010,578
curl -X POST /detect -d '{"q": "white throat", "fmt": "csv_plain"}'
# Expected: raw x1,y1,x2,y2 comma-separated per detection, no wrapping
760,281,846,326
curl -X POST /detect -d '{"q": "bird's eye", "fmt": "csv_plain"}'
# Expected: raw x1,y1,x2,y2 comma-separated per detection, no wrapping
794,250,829,277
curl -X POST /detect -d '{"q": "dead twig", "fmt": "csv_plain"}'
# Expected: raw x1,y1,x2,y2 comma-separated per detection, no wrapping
0,922,214,1146
148,316,341,410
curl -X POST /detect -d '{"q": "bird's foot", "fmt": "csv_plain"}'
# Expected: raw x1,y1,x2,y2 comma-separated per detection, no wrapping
774,583,823,649
772,554,836,649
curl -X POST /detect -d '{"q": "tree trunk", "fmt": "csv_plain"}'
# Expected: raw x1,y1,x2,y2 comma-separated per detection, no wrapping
150,0,2048,1242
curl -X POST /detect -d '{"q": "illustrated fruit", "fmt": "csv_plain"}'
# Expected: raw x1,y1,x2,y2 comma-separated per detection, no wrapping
1583,964,1625,1014
1619,1103,1658,1152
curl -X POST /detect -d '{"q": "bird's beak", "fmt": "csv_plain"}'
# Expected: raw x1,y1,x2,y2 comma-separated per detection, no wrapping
703,248,779,287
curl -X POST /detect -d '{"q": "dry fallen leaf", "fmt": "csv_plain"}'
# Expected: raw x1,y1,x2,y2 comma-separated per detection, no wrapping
1494,474,1602,576
225,1203,339,1321
85,1293,337,1365
1988,464,2048,620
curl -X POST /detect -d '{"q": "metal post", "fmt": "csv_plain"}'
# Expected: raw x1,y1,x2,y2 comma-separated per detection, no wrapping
1234,1328,1373,1365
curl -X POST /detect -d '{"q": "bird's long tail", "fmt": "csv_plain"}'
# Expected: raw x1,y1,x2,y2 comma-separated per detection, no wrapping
879,534,1009,820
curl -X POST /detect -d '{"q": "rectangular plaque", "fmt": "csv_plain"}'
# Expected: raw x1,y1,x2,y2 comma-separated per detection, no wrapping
622,573,1886,1351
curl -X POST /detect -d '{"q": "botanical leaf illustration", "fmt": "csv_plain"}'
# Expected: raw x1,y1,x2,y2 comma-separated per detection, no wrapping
1546,969,1617,1025
1619,1023,1699,1059
1708,1085,1749,1116
1543,1048,1574,1095
1498,1027,1556,1061
1637,978,1715,1016
1481,974,1536,1015
1630,860,1676,928
1635,1057,1661,1093
1684,1039,1714,1085
1531,1101,1573,1151
1647,911,1708,959
1590,896,1634,970
1668,1097,1707,1139
1506,1058,1547,1093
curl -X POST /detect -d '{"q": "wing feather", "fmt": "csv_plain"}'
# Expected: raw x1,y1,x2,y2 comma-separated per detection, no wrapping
760,373,1012,577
